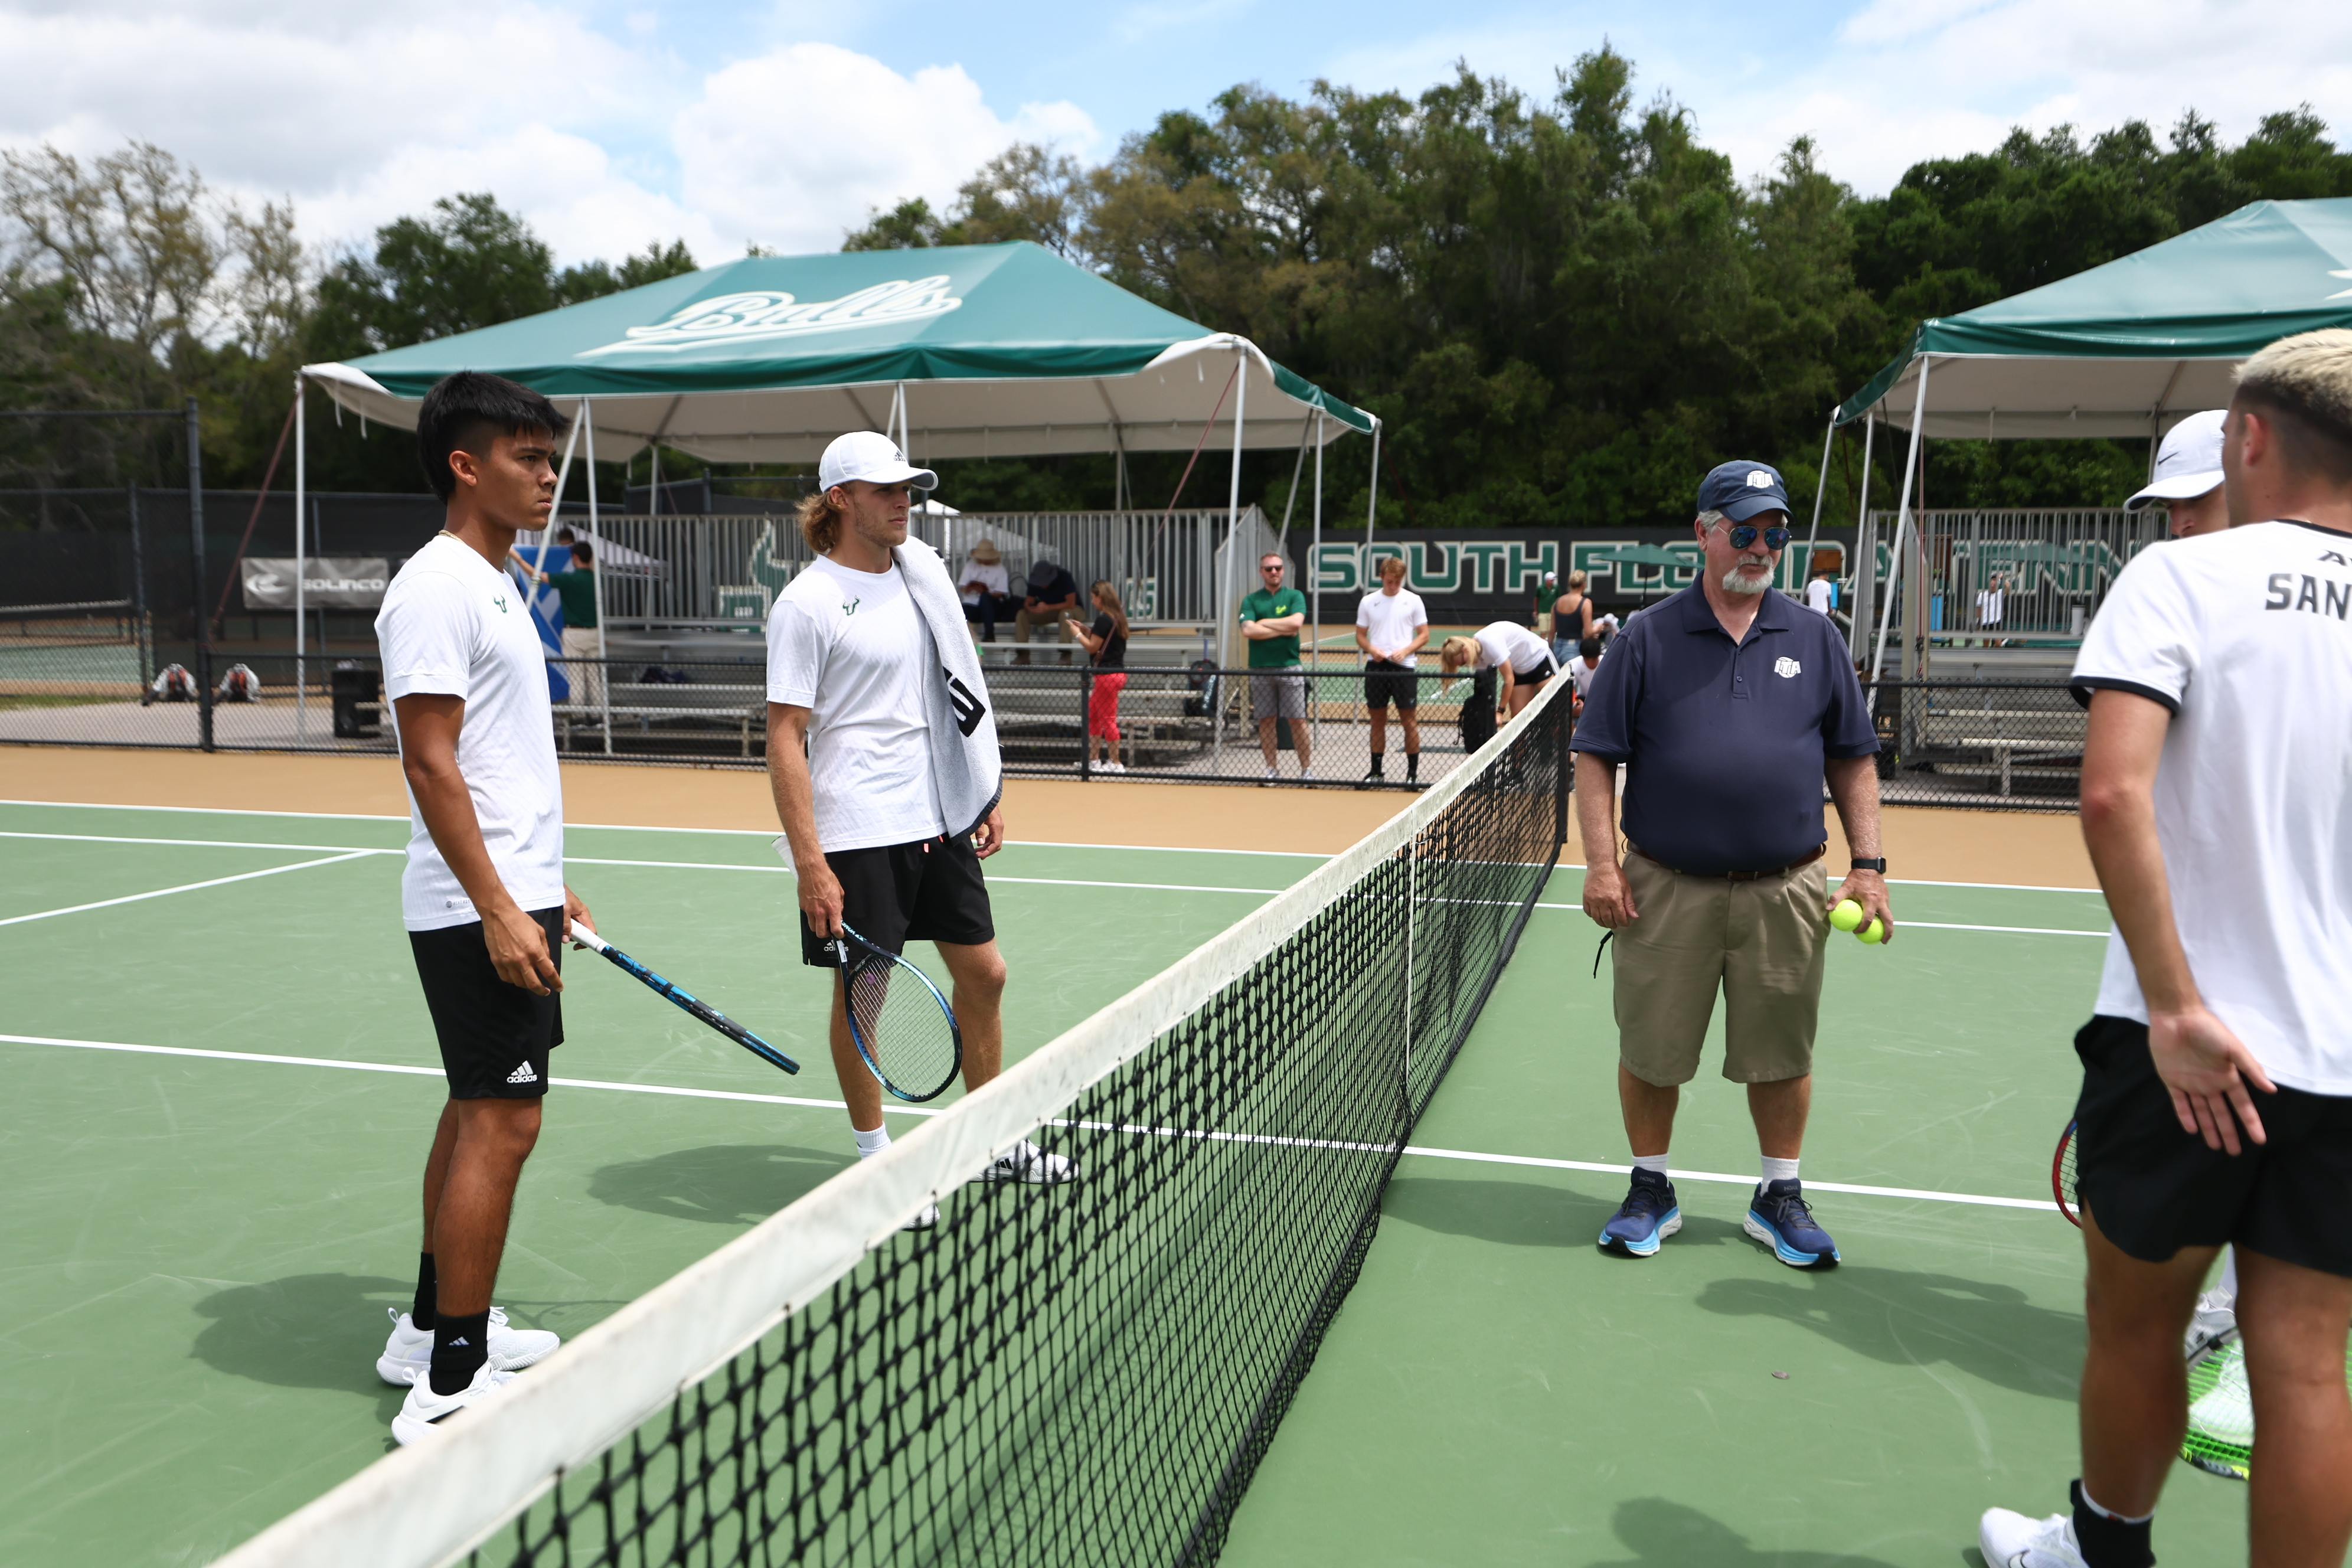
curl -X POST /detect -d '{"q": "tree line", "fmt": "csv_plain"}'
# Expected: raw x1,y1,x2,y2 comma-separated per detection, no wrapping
6,44,2350,527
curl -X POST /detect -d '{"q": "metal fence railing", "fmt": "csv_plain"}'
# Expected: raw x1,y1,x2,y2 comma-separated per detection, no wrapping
1865,679,2083,809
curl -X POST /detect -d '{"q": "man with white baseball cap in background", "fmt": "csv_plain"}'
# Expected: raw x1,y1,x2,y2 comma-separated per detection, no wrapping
2126,409,2228,539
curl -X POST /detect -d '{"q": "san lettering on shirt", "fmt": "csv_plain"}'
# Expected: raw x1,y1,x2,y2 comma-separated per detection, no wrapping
1356,587,1429,665
2071,520,2352,1092
375,534,565,929
765,554,946,852
1571,584,1877,875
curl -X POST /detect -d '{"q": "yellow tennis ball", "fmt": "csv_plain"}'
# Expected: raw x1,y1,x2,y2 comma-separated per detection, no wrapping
1858,918,1886,945
1830,899,1863,933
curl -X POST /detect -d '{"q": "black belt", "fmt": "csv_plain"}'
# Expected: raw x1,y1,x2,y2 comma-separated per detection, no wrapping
1631,843,1825,882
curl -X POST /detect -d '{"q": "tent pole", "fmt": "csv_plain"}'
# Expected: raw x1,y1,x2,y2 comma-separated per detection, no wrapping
1365,419,1381,551
585,400,612,754
1311,411,1323,741
1847,413,1876,652
1223,344,1247,669
1798,409,1834,599
649,443,658,520
1870,358,1930,701
293,370,306,745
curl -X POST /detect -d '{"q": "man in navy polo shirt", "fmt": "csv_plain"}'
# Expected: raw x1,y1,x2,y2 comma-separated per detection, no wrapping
1572,460,1893,1267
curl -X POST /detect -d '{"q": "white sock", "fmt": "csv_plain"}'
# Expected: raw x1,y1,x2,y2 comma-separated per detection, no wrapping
854,1126,890,1159
1632,1152,1670,1177
1760,1156,1799,1188
2077,1484,2153,1526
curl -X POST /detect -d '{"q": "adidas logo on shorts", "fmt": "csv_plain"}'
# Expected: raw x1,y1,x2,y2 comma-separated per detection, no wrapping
506,1063,538,1085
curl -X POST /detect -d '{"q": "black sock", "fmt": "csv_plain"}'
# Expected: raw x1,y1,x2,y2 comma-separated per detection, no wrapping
1367,754,1384,776
429,1308,491,1396
2070,1479,2153,1568
411,1253,437,1330
1406,753,1420,780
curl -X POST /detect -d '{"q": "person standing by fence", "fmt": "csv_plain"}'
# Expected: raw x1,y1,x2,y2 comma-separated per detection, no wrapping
1354,554,1429,786
1240,551,1313,784
1067,580,1129,773
530,541,602,711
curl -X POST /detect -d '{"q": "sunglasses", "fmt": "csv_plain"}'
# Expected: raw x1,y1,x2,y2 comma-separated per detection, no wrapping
1260,563,1286,573
1726,525,1792,551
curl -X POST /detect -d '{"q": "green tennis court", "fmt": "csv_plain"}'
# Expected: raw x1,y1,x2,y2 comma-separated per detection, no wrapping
0,798,2248,1565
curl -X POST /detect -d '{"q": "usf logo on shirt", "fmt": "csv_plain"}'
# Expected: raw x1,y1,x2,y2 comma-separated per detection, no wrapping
842,597,861,616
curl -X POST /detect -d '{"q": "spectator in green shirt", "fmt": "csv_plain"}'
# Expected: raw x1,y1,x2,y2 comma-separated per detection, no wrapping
530,541,603,709
1239,551,1312,782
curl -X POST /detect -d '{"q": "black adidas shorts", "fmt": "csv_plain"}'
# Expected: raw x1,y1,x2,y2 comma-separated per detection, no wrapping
799,834,995,967
409,907,565,1100
2073,1014,2352,1277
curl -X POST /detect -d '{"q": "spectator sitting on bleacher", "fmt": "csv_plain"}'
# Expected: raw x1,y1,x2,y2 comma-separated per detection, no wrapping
957,540,1013,643
1014,560,1081,666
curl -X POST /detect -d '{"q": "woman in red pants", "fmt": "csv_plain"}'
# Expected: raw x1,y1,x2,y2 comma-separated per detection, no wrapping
1066,581,1129,773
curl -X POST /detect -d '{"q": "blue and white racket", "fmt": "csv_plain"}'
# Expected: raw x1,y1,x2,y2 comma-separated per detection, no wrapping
570,921,799,1076
834,923,963,1103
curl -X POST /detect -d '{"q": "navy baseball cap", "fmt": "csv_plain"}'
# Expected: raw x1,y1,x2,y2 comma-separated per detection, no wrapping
1697,460,1792,523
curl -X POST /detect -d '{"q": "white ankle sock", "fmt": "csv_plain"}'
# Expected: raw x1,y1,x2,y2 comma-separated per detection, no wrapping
1632,1152,1670,1177
854,1126,890,1159
1760,1156,1799,1187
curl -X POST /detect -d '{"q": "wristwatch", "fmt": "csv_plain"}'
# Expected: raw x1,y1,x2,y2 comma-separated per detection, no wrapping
1850,857,1887,873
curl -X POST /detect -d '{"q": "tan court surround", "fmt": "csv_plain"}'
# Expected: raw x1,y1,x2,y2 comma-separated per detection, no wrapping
0,746,2098,887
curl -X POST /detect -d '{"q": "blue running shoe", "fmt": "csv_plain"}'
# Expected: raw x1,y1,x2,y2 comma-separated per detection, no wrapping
1599,1168,1681,1256
1745,1178,1840,1266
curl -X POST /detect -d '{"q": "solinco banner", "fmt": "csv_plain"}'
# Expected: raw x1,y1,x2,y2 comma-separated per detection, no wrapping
240,558,394,610
1298,529,1844,618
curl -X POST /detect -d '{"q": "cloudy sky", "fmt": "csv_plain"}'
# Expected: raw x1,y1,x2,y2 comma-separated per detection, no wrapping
4,0,2346,270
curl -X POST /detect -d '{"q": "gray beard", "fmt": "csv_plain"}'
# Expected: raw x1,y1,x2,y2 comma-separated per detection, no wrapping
1720,564,1772,596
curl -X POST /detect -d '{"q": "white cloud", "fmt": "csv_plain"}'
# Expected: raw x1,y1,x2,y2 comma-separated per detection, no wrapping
673,43,1095,254
0,2,1093,273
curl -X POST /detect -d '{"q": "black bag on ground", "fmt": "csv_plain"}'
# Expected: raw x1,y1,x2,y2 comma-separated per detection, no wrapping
1459,668,1497,753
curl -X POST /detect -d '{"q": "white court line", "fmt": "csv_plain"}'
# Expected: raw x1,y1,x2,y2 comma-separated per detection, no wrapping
0,830,402,855
0,1031,2057,1213
0,850,380,927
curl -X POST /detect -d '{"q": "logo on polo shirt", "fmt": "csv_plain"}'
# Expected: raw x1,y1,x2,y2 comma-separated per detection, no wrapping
1774,656,1801,678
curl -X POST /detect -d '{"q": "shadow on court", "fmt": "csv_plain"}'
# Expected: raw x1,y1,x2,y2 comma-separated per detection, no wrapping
1380,1175,1752,1251
587,1143,850,1226
1586,1498,1906,1566
1693,1266,2082,1400
190,1273,409,1400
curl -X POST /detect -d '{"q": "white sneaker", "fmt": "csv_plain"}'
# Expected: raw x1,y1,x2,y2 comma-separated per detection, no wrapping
1262,767,1279,785
390,1359,517,1445
376,1306,561,1386
2188,1338,2255,1446
977,1138,1079,1184
1978,1508,2088,1568
2185,1289,2237,1360
1099,761,1125,773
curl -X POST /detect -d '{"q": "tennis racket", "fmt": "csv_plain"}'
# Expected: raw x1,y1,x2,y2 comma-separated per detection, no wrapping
569,920,800,1075
2053,1120,2081,1227
833,923,962,1103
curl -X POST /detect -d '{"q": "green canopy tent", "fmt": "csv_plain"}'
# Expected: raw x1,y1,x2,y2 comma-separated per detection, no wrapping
1818,197,2352,675
290,240,1379,716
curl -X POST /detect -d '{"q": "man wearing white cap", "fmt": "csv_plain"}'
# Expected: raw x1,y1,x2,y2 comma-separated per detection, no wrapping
765,431,1074,1207
2127,409,2229,539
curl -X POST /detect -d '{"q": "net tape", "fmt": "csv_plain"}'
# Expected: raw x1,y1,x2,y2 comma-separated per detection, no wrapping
216,675,1572,1568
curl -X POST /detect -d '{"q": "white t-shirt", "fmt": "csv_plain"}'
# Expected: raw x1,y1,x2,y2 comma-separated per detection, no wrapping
375,534,565,932
1976,587,2005,626
1570,655,1603,700
766,553,946,853
1355,587,1429,666
2072,520,2352,1093
1472,620,1553,675
957,560,1009,603
1805,579,1834,615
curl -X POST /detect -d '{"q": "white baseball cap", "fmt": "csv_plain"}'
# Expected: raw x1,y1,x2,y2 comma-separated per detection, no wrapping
818,430,937,494
2125,409,2226,511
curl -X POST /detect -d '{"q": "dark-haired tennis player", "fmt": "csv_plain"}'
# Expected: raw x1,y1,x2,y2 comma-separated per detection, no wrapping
1981,330,2352,1568
765,431,1076,1221
374,371,593,1445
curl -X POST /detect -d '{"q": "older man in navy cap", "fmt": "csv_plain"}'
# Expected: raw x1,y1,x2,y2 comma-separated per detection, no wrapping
1571,460,1894,1267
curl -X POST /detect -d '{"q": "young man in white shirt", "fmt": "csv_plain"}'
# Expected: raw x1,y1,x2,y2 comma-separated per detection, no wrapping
766,432,1072,1207
2125,408,2229,540
1566,635,1603,717
1353,554,1429,785
1804,571,1835,616
1981,329,2352,1568
373,373,592,1443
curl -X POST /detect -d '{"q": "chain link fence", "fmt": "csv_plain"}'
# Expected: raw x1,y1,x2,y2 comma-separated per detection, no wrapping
1864,678,2085,809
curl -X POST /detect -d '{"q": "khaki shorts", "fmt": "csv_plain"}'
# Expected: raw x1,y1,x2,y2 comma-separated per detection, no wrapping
1612,850,1827,1086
